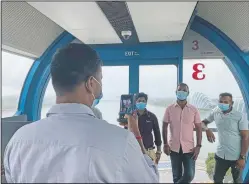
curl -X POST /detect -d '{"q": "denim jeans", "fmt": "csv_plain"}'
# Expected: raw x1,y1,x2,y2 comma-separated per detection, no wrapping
213,154,242,183
170,147,195,183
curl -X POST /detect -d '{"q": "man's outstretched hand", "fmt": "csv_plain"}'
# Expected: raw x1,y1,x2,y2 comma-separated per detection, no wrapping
206,129,215,143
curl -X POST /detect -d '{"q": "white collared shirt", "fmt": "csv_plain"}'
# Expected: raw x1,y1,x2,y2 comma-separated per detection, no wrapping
91,107,103,119
4,103,159,183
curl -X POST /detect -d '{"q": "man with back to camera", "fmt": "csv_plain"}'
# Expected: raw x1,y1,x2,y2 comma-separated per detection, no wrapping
135,92,162,164
202,92,249,183
4,43,159,183
162,83,202,183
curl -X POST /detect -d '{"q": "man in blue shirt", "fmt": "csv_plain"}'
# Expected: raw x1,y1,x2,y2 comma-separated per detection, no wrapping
202,92,249,183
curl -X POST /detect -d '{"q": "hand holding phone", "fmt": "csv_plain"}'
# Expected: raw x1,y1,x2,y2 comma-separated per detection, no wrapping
117,114,128,126
125,112,140,136
119,94,136,115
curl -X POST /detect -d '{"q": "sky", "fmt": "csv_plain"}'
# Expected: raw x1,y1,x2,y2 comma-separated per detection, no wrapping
2,51,244,105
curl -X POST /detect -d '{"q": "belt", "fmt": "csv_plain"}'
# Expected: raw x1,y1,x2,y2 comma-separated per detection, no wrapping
146,147,155,151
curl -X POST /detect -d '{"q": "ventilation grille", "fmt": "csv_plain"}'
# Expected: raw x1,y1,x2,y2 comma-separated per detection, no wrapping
197,2,249,52
2,2,64,58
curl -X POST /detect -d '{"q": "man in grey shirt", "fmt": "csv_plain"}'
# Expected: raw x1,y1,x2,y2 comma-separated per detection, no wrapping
202,92,249,183
92,107,103,120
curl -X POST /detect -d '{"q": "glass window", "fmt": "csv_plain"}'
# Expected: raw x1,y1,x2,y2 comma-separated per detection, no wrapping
183,59,247,129
183,59,248,183
97,66,129,125
139,65,177,122
2,51,34,118
139,65,178,182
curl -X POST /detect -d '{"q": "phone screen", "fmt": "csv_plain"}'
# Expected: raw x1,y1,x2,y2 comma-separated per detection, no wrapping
120,94,134,115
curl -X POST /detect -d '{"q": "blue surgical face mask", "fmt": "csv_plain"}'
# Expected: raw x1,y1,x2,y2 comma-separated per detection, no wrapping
90,77,102,107
92,92,103,107
136,102,147,110
218,103,230,112
176,91,188,101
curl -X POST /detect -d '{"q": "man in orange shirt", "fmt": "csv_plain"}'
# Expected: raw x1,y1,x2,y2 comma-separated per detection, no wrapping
162,83,202,183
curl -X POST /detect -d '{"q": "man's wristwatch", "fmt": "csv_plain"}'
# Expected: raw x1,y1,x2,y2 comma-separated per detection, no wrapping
196,144,202,148
239,155,246,160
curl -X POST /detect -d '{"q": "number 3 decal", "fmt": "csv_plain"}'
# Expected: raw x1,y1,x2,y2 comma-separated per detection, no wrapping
192,63,205,80
192,40,199,51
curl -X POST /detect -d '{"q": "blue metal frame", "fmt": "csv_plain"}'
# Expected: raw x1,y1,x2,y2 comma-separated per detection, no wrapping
17,32,76,121
177,42,183,84
17,35,183,120
129,63,139,94
91,41,182,63
191,16,249,117
191,15,249,183
93,42,183,93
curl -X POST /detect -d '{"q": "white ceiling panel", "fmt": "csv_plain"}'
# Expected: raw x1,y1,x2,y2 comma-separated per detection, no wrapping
27,2,122,44
127,2,197,42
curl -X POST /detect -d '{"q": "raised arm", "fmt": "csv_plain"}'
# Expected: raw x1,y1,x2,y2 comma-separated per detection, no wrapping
202,110,215,130
126,113,147,154
202,110,216,143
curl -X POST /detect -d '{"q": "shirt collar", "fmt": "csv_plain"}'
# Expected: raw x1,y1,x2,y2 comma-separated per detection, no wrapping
137,108,149,116
47,103,95,117
174,102,189,108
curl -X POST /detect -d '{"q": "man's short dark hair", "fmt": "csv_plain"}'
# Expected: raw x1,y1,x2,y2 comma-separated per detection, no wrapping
50,43,102,94
177,83,189,91
136,92,148,101
219,92,233,99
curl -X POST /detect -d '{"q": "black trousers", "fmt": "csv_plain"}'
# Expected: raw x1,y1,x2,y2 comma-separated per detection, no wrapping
213,154,242,183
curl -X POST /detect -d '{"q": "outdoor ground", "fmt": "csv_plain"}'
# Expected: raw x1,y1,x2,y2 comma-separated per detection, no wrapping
158,154,213,183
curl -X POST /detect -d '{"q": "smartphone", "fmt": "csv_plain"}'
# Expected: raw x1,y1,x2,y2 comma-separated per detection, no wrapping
119,94,136,115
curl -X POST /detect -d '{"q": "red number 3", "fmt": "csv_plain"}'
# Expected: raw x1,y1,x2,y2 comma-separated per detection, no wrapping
192,63,205,80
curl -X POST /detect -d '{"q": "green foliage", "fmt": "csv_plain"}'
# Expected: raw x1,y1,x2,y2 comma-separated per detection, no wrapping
205,153,232,180
206,153,215,178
